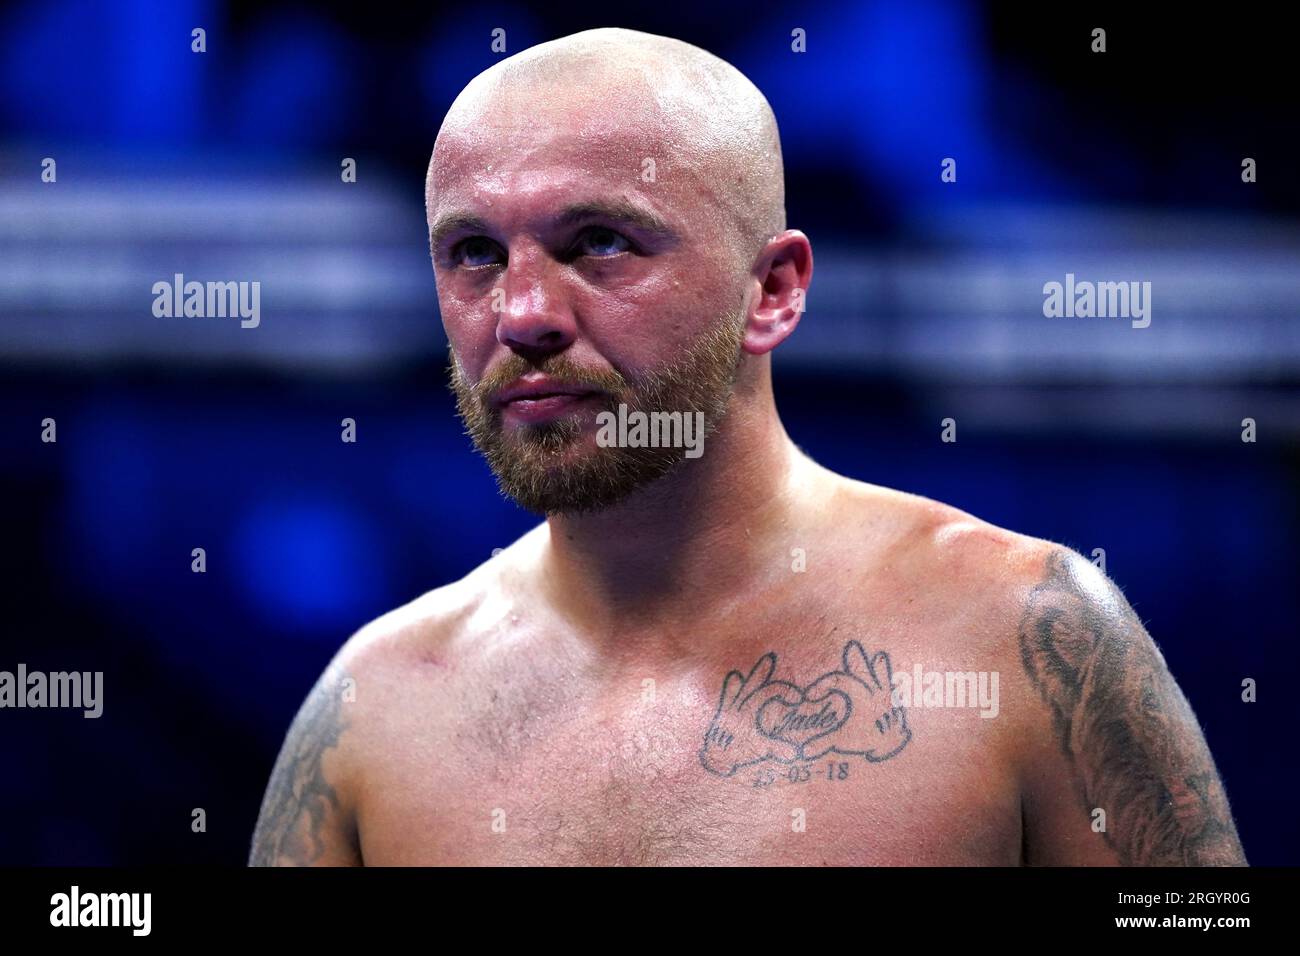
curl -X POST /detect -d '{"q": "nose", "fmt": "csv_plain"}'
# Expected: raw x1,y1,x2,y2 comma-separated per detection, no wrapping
494,248,576,359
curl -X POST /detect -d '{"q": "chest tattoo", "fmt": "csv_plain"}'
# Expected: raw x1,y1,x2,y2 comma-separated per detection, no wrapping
700,639,912,786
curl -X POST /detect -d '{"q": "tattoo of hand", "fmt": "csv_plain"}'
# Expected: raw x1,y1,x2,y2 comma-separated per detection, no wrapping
700,640,912,778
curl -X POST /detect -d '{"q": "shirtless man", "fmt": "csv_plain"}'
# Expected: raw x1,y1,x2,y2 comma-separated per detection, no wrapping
250,28,1246,866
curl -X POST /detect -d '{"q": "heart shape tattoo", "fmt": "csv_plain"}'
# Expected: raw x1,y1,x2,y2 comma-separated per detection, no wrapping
700,639,912,777
756,687,853,751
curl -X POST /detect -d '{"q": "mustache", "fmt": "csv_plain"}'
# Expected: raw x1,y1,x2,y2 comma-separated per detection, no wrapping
465,352,631,403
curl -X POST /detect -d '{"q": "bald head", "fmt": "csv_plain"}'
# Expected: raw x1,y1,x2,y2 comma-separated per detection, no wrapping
427,30,812,514
427,27,786,265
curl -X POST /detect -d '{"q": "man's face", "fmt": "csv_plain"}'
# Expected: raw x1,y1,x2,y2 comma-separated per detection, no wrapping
428,91,750,514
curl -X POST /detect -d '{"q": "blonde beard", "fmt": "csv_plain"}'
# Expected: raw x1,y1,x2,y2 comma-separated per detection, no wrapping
450,315,746,514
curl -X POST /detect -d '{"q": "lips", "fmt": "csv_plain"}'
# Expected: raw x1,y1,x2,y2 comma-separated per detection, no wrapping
492,378,600,408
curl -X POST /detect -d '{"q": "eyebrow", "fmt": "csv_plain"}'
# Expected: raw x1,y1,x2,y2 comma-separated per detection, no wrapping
428,199,678,251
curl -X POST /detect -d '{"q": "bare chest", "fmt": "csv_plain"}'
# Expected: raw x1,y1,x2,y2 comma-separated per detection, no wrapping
356,616,1023,865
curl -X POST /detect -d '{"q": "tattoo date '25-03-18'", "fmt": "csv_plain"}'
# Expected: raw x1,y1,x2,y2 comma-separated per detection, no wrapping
699,639,912,787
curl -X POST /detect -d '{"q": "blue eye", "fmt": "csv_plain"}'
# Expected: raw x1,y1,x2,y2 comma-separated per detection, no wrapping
455,237,502,267
577,227,631,258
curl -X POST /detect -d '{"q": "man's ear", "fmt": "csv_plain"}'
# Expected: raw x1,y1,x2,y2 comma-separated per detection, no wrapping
743,230,813,355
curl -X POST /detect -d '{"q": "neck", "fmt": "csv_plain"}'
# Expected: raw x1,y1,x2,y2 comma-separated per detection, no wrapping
540,378,816,635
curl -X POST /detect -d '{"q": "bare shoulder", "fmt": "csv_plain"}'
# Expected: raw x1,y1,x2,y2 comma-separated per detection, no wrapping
335,522,548,680
829,477,1245,864
249,525,543,866
248,577,482,866
335,567,487,679
829,475,1057,608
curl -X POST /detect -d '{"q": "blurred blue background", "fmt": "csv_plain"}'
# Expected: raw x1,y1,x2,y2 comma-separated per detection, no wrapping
1,0,1296,864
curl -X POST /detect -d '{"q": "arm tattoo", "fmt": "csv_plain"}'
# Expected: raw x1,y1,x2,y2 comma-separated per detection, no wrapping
249,675,353,866
1018,550,1245,865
